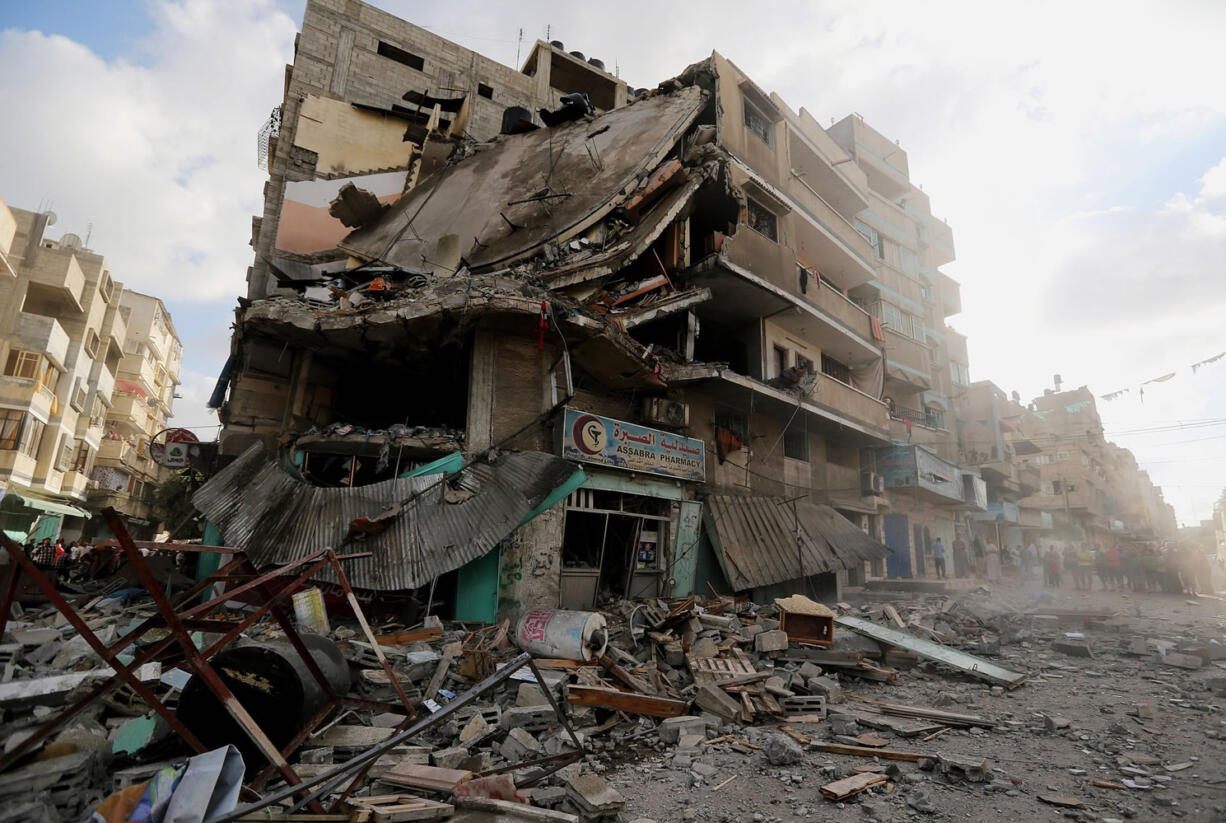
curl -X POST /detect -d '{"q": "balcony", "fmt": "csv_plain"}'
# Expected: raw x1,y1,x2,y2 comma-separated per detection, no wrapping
87,487,153,520
871,443,964,504
97,438,152,475
60,471,90,500
891,404,944,430
0,450,38,484
119,354,159,396
689,232,883,367
924,217,956,266
0,375,56,422
94,364,115,406
14,313,70,370
665,363,891,444
108,393,153,434
23,250,86,313
936,271,961,317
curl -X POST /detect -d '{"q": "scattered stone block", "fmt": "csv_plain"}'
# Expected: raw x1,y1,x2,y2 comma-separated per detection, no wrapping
1160,652,1203,671
693,684,740,721
502,705,555,733
659,715,706,744
500,727,544,761
755,630,789,654
566,773,626,817
764,732,804,765
1051,639,1094,658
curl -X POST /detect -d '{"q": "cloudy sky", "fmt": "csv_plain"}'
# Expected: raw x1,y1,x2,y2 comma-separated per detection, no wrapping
2,0,1224,524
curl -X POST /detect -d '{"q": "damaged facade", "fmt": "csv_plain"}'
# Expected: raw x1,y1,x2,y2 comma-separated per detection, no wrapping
209,0,1018,612
214,0,1165,612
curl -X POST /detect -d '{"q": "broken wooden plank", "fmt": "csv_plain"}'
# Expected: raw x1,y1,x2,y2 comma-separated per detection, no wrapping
811,743,924,762
820,771,888,801
848,697,994,728
599,653,655,695
423,642,461,703
349,793,454,822
882,604,907,629
454,798,577,822
835,615,1026,689
380,764,473,794
565,684,689,717
306,725,396,749
374,626,443,646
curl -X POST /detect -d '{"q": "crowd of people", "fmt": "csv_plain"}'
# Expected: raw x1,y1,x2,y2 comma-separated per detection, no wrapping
931,534,1216,597
21,537,187,584
1035,541,1214,595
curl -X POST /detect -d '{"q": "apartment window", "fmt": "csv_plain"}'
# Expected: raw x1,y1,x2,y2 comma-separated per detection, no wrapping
714,408,748,441
928,346,940,366
742,98,773,146
55,436,74,472
783,422,809,461
4,350,40,379
72,441,91,473
746,198,778,241
910,314,924,341
899,247,919,276
854,219,882,258
880,302,904,332
16,414,44,461
820,354,851,385
71,378,87,411
376,41,424,71
950,360,969,386
84,330,100,358
477,82,493,100
772,344,789,377
0,409,23,450
99,271,114,303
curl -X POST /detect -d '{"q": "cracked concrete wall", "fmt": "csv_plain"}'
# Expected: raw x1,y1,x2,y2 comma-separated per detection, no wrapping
497,502,565,619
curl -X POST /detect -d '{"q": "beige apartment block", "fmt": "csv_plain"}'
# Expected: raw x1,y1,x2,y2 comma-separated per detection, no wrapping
0,197,125,544
88,291,183,538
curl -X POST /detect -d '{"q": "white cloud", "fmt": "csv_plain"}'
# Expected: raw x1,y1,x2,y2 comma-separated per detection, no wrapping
1200,157,1226,202
0,0,296,302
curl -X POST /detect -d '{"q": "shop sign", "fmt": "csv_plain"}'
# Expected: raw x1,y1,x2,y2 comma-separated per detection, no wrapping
561,408,705,482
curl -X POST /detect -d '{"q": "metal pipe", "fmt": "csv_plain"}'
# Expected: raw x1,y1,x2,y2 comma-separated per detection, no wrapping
206,652,538,823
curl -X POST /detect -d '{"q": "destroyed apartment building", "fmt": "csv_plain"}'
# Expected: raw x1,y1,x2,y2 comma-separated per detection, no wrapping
200,3,984,623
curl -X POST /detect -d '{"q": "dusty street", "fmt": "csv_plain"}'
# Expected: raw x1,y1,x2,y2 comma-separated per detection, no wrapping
601,578,1226,823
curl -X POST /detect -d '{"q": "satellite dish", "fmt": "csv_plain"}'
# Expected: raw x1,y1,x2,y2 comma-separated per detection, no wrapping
44,211,57,227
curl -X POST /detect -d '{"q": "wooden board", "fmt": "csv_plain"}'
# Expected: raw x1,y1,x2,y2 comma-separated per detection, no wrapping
350,794,454,822
380,764,473,794
687,648,756,686
375,626,443,646
820,771,888,801
455,798,579,822
566,685,689,717
811,743,924,762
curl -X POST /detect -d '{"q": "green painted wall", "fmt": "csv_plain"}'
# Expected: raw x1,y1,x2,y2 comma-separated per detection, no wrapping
454,546,500,623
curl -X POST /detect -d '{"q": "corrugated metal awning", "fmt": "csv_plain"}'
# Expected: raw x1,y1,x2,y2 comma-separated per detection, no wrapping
192,443,581,591
704,494,889,592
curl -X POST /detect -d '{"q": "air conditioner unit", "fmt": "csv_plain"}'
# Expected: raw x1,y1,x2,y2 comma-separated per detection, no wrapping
71,381,87,412
642,397,689,428
860,470,885,496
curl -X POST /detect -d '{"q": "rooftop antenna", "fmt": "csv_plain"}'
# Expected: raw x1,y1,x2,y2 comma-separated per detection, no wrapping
84,222,93,248
545,24,550,41
515,27,523,66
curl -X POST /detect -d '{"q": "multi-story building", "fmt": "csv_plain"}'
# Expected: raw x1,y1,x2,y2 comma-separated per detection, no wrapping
820,115,987,578
86,292,183,538
209,0,1004,617
0,197,125,544
1016,385,1175,547
956,381,1046,552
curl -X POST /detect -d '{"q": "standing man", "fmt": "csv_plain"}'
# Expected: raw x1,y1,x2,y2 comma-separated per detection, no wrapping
985,540,1003,582
932,537,946,579
972,536,987,578
952,533,969,578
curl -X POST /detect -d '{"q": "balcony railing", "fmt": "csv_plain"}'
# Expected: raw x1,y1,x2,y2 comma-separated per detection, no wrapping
891,405,944,430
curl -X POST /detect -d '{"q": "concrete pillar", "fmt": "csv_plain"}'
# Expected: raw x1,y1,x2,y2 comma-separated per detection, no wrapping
496,502,564,620
466,329,496,451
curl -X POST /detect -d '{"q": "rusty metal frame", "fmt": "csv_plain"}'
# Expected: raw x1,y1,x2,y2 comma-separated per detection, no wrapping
207,652,587,822
0,509,416,811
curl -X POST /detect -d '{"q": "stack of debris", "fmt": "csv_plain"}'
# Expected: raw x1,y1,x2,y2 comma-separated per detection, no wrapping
2,570,1043,822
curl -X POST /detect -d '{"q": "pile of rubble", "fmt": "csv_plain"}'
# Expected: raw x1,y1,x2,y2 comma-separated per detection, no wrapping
0,578,1048,823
